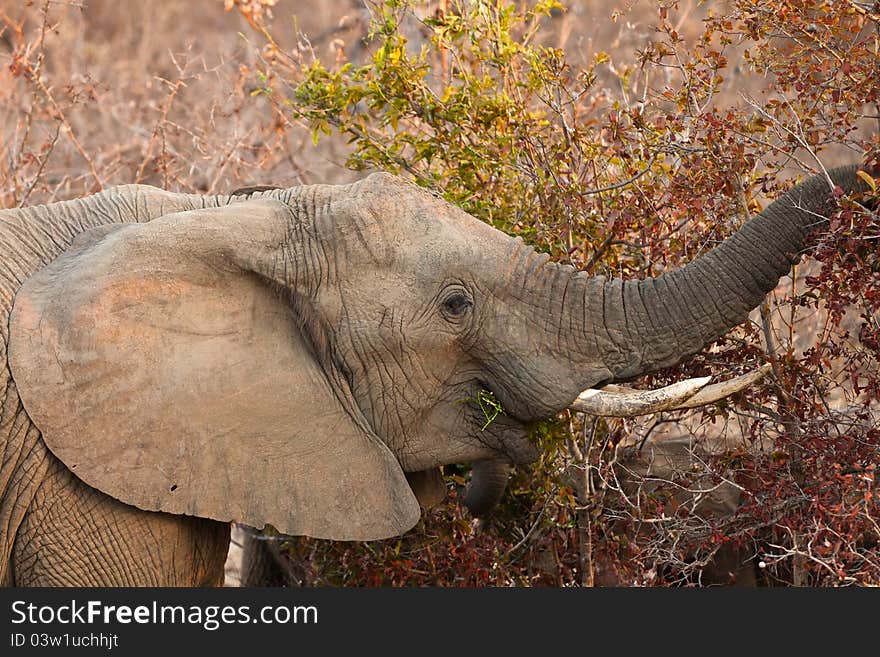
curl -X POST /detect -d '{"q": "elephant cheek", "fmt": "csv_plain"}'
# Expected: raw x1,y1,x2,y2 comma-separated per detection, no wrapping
404,468,447,508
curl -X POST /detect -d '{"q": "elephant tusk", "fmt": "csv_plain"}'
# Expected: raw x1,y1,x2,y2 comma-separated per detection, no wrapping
570,364,771,417
663,363,772,410
571,376,711,417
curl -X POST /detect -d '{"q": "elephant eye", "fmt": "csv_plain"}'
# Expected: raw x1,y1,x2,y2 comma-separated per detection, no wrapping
440,290,472,320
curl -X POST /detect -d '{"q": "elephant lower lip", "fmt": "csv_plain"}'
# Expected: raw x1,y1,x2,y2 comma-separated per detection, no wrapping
504,439,539,465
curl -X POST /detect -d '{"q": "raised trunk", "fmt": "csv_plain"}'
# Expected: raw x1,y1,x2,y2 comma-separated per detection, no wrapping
600,165,869,378
544,165,871,402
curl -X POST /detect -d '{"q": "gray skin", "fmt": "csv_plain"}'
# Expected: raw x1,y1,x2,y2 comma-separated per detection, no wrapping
0,166,869,586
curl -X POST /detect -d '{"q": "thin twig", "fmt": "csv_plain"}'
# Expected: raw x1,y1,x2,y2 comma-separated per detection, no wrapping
18,120,61,207
580,157,656,196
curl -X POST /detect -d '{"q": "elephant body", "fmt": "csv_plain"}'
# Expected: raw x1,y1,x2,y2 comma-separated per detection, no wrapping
0,167,871,586
606,437,756,587
10,452,228,586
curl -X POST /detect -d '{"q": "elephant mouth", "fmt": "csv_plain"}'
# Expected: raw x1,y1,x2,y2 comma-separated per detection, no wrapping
496,428,540,465
467,379,540,465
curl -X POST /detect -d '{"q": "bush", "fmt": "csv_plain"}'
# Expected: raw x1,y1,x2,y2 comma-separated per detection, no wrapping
237,0,880,586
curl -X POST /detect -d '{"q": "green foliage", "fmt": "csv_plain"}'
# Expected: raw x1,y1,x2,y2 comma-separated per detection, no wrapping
457,389,506,430
283,0,620,252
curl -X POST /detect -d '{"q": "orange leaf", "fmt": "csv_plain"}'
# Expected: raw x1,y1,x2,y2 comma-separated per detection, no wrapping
856,169,877,192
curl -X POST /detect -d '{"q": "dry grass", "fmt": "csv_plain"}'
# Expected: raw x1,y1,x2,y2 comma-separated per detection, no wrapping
0,0,362,209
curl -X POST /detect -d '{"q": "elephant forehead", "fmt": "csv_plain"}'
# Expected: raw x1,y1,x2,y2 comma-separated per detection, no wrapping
400,210,513,272
337,182,514,272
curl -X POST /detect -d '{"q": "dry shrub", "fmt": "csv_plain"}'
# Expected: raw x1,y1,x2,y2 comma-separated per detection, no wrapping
0,0,329,208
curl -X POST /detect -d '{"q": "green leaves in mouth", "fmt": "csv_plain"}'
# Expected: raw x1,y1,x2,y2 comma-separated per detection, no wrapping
457,389,505,431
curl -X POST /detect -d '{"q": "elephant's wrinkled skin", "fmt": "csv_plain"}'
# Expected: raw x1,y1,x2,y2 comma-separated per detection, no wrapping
0,166,870,586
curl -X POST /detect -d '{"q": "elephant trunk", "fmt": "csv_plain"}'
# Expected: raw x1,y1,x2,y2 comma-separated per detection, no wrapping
522,165,871,409
595,165,869,379
463,459,512,517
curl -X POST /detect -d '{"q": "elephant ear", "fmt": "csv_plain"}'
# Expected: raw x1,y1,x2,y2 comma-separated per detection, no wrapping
8,199,420,541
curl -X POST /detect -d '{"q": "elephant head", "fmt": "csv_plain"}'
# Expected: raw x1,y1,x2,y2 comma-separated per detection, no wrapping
7,165,872,541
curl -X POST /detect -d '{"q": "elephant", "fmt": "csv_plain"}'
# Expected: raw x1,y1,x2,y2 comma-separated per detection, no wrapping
0,163,872,586
600,436,757,587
